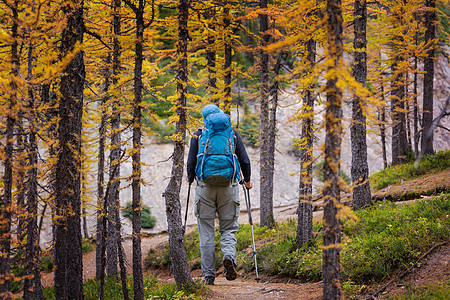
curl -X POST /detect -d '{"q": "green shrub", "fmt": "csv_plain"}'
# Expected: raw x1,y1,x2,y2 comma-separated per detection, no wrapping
122,201,156,229
387,279,450,299
370,150,450,190
342,192,450,283
42,275,205,300
82,241,95,255
40,254,54,273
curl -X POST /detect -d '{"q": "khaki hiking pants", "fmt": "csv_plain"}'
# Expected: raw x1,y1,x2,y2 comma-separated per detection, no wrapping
194,182,240,279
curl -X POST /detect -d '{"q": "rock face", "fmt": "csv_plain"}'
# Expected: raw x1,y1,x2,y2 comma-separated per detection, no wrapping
38,48,449,246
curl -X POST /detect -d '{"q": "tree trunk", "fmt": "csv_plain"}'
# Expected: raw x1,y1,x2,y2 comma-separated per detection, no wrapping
163,0,193,288
107,0,122,278
390,5,410,165
413,44,419,157
223,4,232,114
132,1,145,298
0,2,18,297
351,0,371,210
259,0,275,228
54,1,85,298
267,52,282,228
23,43,44,300
421,0,436,156
205,7,217,103
96,55,109,279
296,39,316,248
323,0,343,298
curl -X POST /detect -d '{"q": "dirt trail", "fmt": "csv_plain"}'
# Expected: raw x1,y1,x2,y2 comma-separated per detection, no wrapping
40,171,449,299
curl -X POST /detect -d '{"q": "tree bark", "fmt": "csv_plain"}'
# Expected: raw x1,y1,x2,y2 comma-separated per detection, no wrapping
259,0,275,228
223,4,232,115
23,43,44,300
323,0,343,298
0,2,18,297
296,39,316,248
96,54,110,279
131,0,145,298
107,0,122,278
351,0,371,210
163,0,193,288
54,1,85,298
205,7,217,103
421,0,436,156
390,4,410,165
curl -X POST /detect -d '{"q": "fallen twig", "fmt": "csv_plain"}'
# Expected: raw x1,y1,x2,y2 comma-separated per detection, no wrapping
367,241,448,299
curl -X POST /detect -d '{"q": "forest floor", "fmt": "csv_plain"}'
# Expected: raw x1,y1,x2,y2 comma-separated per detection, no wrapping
40,169,450,299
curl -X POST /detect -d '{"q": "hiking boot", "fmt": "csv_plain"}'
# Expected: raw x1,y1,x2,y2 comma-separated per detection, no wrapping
204,276,215,285
223,255,237,281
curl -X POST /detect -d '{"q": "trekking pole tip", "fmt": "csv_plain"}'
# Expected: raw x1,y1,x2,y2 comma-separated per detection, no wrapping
255,277,261,282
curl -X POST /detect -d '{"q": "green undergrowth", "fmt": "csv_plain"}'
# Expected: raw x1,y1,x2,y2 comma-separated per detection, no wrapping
145,193,449,297
387,279,450,300
370,150,450,190
40,275,205,300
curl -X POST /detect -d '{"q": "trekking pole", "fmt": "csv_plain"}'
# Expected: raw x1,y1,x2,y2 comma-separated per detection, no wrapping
184,182,192,231
242,183,260,282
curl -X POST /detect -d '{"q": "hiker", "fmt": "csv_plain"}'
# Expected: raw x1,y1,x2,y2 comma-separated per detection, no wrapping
187,104,253,285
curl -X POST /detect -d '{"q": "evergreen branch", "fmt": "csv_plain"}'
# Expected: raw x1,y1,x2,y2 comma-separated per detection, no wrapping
77,73,99,96
144,0,156,29
123,0,138,14
84,26,112,50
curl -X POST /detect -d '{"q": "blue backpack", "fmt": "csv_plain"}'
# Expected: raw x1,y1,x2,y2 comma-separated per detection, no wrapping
195,113,241,186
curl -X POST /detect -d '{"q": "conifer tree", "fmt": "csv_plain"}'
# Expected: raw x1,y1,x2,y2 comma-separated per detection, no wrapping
421,0,436,156
323,0,343,297
0,1,18,296
351,0,371,209
54,0,85,298
163,0,193,288
259,0,275,229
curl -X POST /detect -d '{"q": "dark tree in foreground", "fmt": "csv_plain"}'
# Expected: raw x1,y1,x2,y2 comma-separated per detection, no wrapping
323,0,343,298
296,39,316,248
351,0,371,209
421,0,436,156
54,0,85,298
0,1,18,297
163,0,193,288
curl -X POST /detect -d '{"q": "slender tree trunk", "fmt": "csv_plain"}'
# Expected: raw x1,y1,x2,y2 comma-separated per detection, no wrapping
131,1,145,298
377,59,388,169
54,1,85,298
223,4,232,114
23,43,44,300
391,59,409,165
267,52,282,224
0,2,18,297
205,7,217,103
413,41,419,157
96,55,109,279
421,0,436,156
163,0,193,288
296,39,316,248
323,0,343,298
259,0,275,228
390,5,410,165
351,0,371,210
107,0,122,278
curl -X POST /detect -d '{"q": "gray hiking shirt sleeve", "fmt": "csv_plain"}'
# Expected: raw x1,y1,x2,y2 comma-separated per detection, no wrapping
186,129,251,183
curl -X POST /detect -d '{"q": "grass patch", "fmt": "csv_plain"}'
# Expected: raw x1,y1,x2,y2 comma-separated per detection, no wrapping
387,279,450,300
41,275,205,300
370,150,450,190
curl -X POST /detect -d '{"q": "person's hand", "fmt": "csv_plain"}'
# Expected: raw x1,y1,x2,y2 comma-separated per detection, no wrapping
244,180,253,190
